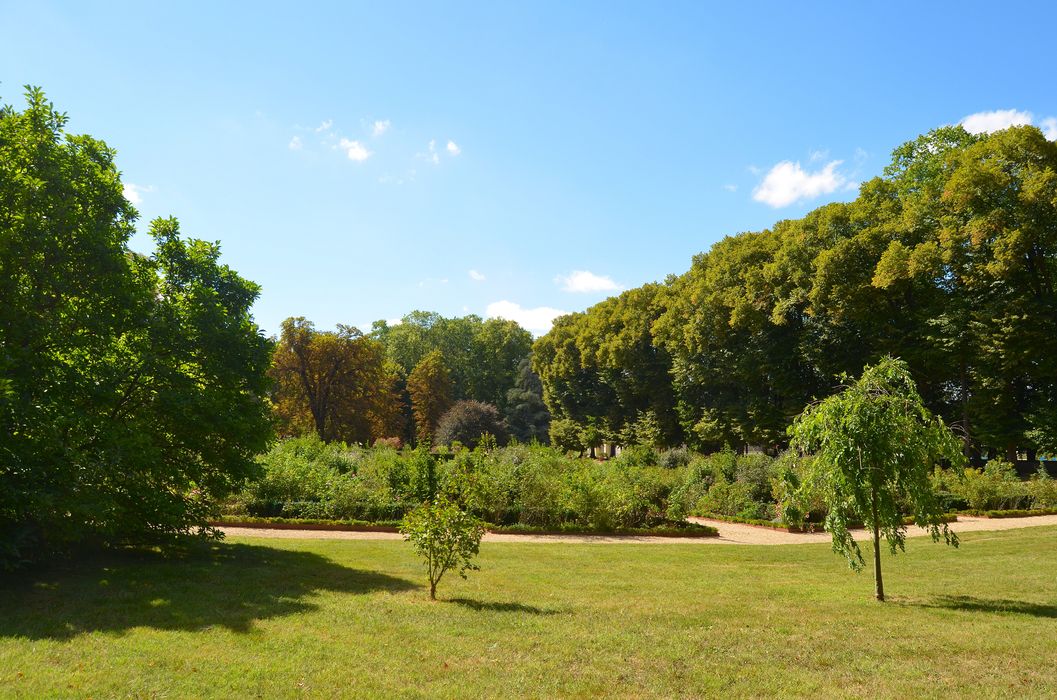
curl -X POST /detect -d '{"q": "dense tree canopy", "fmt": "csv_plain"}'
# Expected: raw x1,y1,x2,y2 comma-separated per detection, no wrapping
0,89,272,567
534,123,1057,457
372,311,533,409
270,317,403,444
407,350,454,445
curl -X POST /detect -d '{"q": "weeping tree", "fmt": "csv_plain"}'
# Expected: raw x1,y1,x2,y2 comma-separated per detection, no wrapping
787,357,963,601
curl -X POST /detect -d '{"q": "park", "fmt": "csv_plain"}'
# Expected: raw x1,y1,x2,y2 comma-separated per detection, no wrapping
3,4,1057,698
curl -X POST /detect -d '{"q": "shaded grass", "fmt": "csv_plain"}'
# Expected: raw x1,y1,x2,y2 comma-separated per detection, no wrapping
2,527,1057,698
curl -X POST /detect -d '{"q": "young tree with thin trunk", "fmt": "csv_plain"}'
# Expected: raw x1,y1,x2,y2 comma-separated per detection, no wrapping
787,357,963,601
400,496,484,600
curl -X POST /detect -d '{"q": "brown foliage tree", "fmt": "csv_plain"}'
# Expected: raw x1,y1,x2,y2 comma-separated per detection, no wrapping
407,349,453,445
271,317,403,443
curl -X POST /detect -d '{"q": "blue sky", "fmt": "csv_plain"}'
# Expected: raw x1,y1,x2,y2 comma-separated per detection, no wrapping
3,1,1056,335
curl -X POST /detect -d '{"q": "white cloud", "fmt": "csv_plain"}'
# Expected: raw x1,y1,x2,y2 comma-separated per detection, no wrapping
752,160,846,208
386,318,402,326
372,119,391,137
722,184,737,192
417,277,449,287
485,301,568,334
1041,117,1057,141
556,270,623,294
314,119,333,133
339,138,371,162
427,139,440,165
468,269,486,282
122,183,155,205
960,109,1033,135
446,140,461,156
288,135,303,150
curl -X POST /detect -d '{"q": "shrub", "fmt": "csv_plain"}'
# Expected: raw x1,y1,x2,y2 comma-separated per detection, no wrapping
400,496,484,600
434,400,508,449
954,460,1030,511
612,444,658,469
734,453,776,502
696,479,771,520
657,446,692,469
373,436,403,450
549,418,585,455
1028,466,1057,509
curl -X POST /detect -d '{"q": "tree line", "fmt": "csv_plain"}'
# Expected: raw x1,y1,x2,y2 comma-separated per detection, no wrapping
270,311,550,448
533,124,1057,462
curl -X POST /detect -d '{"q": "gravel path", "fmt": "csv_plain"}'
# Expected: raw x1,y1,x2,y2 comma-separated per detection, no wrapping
221,513,1057,546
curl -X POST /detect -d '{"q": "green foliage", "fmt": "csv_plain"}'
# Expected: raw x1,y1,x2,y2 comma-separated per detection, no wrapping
400,496,485,599
534,122,1057,458
504,357,550,443
1028,466,1057,509
434,400,508,449
0,88,272,568
373,311,532,410
788,357,963,600
948,460,1029,511
549,417,585,454
233,440,692,532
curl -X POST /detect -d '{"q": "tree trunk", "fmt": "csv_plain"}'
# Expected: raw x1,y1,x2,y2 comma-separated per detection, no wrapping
871,487,885,602
430,581,437,600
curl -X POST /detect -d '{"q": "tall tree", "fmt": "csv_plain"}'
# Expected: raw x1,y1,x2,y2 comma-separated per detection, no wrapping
271,317,402,444
373,312,531,409
407,350,453,445
0,88,272,567
504,357,550,443
787,357,962,601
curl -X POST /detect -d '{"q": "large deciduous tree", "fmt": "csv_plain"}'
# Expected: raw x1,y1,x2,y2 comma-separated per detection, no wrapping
0,88,272,567
270,317,403,444
407,350,453,445
787,357,963,601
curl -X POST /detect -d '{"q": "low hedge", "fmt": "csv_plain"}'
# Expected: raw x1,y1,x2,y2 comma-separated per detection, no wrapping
212,516,401,532
693,513,822,532
959,508,1057,519
213,515,718,538
694,513,958,533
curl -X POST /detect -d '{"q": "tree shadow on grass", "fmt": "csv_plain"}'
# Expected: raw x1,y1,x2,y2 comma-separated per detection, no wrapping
0,542,418,640
447,598,564,615
908,595,1057,619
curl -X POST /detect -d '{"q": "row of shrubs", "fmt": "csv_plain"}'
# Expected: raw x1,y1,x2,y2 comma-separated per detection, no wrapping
224,437,1057,532
225,436,687,531
931,460,1057,512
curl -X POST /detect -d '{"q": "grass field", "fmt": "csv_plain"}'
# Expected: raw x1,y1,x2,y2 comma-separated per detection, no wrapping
2,527,1056,698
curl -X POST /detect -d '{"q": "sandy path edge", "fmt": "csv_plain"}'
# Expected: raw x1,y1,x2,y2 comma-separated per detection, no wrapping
221,513,1057,546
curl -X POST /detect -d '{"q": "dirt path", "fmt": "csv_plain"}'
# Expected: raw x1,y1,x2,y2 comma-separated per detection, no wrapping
221,513,1057,546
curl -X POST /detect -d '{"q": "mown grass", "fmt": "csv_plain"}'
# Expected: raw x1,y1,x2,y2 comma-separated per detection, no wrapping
2,527,1056,698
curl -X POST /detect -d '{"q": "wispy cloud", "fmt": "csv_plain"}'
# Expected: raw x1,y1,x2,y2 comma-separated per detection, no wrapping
288,135,303,150
722,184,737,192
418,277,449,288
314,119,333,133
752,160,846,208
372,119,391,137
339,138,371,162
446,140,461,156
960,109,1033,135
468,269,486,282
556,270,623,294
485,301,568,334
122,183,155,205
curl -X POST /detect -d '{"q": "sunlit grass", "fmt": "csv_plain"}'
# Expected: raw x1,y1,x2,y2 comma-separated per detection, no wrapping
2,527,1055,698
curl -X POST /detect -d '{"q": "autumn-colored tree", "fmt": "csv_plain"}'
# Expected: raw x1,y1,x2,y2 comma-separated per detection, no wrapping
271,317,402,444
407,350,453,445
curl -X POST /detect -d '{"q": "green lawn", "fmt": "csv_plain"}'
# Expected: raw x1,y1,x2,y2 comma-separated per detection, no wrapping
2,528,1056,699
